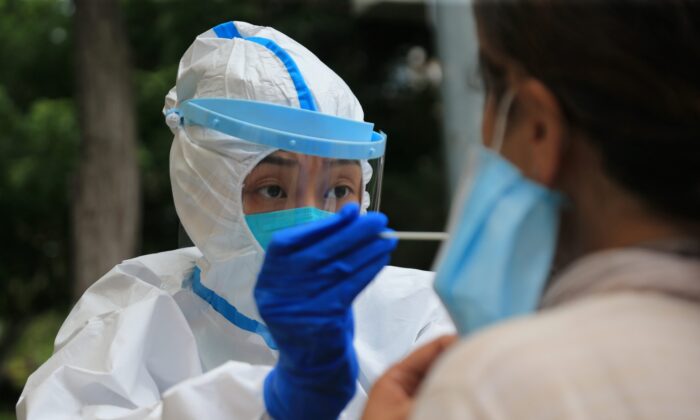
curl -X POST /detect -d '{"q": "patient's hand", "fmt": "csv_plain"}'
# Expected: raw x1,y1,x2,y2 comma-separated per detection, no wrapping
362,335,457,420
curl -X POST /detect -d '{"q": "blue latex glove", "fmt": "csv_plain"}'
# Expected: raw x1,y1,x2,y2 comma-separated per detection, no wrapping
254,203,398,420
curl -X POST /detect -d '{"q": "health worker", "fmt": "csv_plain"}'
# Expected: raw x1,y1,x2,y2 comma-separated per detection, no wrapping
17,21,454,420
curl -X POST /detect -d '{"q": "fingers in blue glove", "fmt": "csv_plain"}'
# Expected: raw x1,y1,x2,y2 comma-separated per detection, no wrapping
318,234,398,278
333,253,394,305
265,211,394,274
261,237,396,303
268,203,392,261
291,235,397,301
306,211,391,262
267,203,360,255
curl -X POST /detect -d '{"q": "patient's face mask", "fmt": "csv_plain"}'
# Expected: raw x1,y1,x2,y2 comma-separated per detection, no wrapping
432,89,563,336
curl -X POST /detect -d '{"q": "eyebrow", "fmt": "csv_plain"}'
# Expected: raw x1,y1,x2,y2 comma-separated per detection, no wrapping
259,155,299,167
330,159,361,167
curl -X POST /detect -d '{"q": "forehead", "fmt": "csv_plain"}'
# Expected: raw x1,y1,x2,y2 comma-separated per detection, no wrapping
256,150,361,168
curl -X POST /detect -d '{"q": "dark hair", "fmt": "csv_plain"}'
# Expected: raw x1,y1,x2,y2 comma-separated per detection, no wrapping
474,0,700,222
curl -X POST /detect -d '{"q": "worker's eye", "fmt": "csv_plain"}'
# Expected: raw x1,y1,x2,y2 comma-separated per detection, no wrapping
326,186,352,199
259,185,287,199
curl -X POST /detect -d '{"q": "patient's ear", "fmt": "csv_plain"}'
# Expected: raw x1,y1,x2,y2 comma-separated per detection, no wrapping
502,78,566,187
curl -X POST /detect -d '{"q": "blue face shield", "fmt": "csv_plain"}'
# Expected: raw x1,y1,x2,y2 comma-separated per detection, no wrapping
245,207,334,250
433,90,563,336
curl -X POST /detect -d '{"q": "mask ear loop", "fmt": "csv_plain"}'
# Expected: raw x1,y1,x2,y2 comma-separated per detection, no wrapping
462,87,518,202
490,89,518,153
431,88,519,271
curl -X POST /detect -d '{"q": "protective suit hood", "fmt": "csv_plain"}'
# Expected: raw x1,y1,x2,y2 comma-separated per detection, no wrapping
164,21,369,323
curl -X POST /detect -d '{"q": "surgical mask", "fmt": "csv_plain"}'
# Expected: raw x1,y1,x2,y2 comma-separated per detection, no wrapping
245,207,333,250
433,90,563,336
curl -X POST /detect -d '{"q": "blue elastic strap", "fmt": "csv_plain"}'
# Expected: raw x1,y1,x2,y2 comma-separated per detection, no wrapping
245,37,317,111
211,22,317,111
212,21,242,39
179,98,386,159
190,266,279,350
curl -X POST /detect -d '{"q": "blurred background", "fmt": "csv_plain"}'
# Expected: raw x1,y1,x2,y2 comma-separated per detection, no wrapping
0,0,480,416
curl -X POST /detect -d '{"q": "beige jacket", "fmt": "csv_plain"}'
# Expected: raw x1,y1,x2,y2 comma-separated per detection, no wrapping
412,246,700,420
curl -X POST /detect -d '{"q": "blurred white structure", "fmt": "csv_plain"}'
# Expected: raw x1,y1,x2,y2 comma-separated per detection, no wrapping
430,0,483,196
353,0,483,198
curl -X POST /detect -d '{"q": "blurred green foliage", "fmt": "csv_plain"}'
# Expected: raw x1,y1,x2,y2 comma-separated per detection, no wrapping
0,411,16,420
2,311,64,389
0,0,76,320
0,0,446,414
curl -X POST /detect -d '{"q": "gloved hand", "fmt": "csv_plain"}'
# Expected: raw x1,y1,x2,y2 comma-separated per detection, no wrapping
254,203,398,420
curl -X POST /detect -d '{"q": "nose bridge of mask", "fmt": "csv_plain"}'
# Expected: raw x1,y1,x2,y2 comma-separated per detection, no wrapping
245,206,333,250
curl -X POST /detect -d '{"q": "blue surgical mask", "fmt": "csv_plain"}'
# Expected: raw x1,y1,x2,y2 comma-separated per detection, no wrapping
245,207,333,250
433,90,563,336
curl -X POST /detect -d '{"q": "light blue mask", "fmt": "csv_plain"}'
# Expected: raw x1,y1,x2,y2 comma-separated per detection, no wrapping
433,92,562,336
245,207,334,250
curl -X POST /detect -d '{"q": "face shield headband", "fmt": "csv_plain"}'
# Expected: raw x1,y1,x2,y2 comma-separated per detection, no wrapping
168,98,386,160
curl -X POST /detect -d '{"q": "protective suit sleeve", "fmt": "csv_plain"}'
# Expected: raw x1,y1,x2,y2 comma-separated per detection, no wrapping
16,260,273,420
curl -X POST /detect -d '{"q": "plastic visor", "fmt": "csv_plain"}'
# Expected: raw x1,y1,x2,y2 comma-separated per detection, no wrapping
171,98,386,219
175,98,386,159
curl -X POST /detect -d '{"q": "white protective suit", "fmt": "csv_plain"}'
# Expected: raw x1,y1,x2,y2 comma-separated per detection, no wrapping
17,21,454,420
